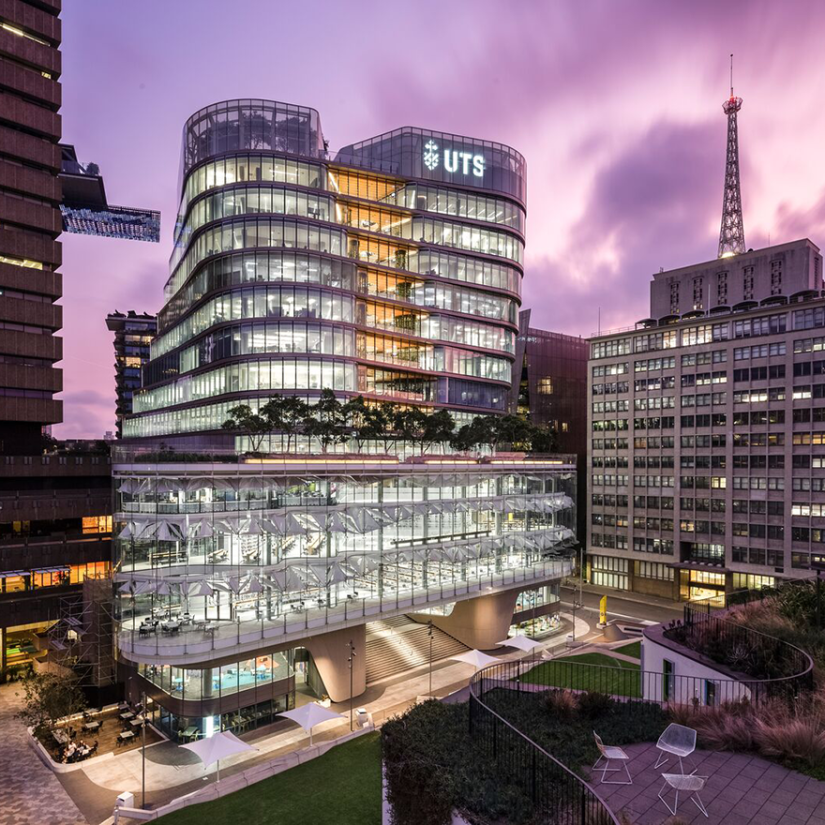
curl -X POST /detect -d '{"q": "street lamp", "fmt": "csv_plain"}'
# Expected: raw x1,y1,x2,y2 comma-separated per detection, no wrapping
427,620,434,696
346,640,356,731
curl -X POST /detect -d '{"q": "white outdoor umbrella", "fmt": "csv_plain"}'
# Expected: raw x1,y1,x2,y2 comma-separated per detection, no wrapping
450,649,500,671
277,702,346,745
180,730,257,781
496,636,544,654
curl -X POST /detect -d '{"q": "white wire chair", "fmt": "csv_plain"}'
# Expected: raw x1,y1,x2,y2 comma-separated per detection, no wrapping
654,723,697,774
592,731,632,785
659,773,709,817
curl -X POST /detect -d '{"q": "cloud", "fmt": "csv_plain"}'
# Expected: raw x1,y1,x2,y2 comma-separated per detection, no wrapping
523,118,721,334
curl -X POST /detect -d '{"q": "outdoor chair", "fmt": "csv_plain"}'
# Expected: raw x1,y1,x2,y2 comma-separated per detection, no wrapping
655,723,697,774
659,773,708,817
592,731,632,785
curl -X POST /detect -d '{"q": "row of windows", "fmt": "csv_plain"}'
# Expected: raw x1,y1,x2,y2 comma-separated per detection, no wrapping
180,155,325,218
167,218,347,298
173,186,335,269
635,376,676,392
170,323,355,377
381,182,525,232
133,359,358,413
154,286,355,357
734,343,786,360
635,357,676,372
591,313,797,360
634,476,676,488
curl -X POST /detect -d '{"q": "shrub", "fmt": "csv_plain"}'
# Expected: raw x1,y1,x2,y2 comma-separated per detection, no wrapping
576,691,614,719
753,718,825,766
542,689,578,719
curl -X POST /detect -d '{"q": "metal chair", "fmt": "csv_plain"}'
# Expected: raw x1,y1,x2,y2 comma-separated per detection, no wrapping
659,773,709,817
592,731,632,784
655,723,697,774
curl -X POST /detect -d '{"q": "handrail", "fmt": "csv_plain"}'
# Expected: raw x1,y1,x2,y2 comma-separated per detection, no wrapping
468,583,815,823
469,661,620,825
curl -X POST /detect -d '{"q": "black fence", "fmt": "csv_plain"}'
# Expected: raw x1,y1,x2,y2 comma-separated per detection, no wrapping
467,616,814,825
468,680,619,825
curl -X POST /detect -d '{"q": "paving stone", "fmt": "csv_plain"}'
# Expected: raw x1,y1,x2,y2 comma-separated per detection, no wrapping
0,684,88,825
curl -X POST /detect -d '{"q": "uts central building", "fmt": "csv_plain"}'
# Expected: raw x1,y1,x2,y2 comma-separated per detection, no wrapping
114,100,575,739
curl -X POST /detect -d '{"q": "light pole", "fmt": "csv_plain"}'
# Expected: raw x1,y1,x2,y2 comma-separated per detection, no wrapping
141,691,146,809
346,639,356,731
427,620,434,696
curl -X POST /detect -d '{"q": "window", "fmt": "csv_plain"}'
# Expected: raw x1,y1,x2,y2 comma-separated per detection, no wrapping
743,266,754,300
716,271,728,305
770,259,783,295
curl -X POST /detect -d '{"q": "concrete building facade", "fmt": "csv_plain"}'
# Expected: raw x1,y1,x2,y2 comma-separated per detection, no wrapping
587,239,825,602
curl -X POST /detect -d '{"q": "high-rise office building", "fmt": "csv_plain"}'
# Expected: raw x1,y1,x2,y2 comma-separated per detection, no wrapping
113,100,576,737
0,0,63,453
587,239,825,602
106,311,157,439
512,309,589,541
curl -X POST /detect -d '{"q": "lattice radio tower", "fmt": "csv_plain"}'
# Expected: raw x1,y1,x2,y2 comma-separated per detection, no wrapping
718,54,745,258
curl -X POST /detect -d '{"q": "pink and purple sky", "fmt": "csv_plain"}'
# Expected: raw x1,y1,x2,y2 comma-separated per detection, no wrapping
57,0,825,438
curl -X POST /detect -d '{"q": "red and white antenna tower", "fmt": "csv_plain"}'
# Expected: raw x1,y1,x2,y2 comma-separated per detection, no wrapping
718,54,745,258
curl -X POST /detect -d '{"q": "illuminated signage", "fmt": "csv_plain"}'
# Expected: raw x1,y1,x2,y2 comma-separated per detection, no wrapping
423,140,485,177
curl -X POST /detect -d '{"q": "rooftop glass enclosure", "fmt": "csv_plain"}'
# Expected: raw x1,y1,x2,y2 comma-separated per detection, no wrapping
114,454,576,664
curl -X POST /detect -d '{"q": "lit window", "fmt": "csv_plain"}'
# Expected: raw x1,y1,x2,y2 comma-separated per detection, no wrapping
537,377,553,394
82,515,112,534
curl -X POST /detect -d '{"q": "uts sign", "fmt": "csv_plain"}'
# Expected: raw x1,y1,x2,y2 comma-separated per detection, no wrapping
423,140,485,177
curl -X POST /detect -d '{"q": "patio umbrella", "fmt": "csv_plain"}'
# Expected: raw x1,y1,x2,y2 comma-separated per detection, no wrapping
496,635,544,654
277,702,345,746
180,730,257,781
450,649,500,671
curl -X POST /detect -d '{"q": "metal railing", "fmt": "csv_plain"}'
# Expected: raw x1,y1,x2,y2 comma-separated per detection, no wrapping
469,661,619,825
467,601,815,824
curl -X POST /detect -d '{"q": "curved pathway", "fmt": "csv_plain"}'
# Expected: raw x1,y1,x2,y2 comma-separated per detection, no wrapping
0,682,88,825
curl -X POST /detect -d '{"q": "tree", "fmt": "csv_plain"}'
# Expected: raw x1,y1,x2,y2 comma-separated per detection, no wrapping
527,423,558,453
306,390,349,453
16,671,87,740
262,395,310,453
343,396,386,453
420,409,455,454
221,403,275,453
493,414,534,451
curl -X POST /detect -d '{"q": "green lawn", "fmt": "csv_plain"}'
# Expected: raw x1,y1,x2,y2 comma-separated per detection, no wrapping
520,652,642,697
612,640,642,659
159,732,382,825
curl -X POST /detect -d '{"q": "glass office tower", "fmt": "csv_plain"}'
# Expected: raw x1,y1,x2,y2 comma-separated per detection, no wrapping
114,100,575,738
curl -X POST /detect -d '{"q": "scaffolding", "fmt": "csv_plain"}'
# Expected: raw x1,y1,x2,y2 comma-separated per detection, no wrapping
48,575,117,690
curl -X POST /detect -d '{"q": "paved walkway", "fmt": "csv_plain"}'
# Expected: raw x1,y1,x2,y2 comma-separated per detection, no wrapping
56,612,591,824
592,742,825,825
0,682,87,825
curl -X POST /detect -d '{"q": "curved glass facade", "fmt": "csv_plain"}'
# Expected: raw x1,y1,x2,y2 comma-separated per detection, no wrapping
115,102,580,726
130,100,526,440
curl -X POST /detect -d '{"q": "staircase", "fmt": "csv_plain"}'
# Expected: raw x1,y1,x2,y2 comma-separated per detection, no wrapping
365,616,469,683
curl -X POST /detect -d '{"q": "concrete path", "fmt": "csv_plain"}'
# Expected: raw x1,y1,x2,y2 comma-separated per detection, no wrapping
8,609,595,824
0,682,88,825
592,742,825,825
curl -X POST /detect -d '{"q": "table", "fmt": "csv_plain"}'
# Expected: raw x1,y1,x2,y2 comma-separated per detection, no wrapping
118,730,136,743
52,729,69,746
83,721,100,732
120,711,135,721
181,725,199,741
129,718,145,729
161,622,181,634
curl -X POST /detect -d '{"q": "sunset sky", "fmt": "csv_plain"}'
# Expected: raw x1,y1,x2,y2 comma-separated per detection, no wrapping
57,0,825,438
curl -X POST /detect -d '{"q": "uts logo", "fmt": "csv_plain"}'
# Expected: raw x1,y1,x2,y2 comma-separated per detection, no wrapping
422,140,486,178
423,140,439,171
